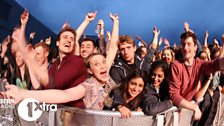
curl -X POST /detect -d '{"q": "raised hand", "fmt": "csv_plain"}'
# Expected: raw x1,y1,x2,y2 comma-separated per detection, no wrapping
213,38,219,47
29,32,36,39
85,11,97,22
96,19,104,35
173,42,177,49
45,36,51,45
109,13,119,23
61,21,70,29
20,9,29,26
164,38,170,47
184,22,190,32
222,34,224,42
153,25,160,37
1,35,10,58
98,19,104,29
158,37,163,47
205,31,209,38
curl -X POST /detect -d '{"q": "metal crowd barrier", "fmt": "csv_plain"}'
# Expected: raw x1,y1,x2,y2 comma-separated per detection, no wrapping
1,93,224,126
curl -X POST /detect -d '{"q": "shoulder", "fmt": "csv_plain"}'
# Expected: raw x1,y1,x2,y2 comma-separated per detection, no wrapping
67,55,84,63
113,58,124,66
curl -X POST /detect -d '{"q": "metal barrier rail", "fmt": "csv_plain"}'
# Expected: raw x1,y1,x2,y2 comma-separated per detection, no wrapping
2,93,224,126
56,106,179,126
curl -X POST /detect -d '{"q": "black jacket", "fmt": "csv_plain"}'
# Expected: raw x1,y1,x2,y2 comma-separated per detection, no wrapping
110,48,155,84
142,85,173,116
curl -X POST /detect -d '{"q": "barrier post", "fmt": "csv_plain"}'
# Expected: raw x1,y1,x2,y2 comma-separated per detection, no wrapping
156,114,164,126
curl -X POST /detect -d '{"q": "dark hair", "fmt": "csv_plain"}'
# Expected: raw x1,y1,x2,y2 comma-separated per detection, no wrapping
81,38,97,47
150,60,168,78
57,27,76,41
181,31,197,45
150,60,169,100
211,47,220,60
136,46,147,59
120,71,148,109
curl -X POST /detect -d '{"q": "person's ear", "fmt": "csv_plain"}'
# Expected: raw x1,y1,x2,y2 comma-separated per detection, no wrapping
56,41,59,47
194,44,198,52
134,45,137,52
93,47,98,53
87,68,93,75
45,52,49,57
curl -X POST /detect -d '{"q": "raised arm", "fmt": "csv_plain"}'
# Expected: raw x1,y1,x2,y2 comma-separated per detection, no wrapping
194,73,213,102
106,13,119,70
136,35,148,47
150,26,160,50
13,10,49,86
74,11,97,55
184,22,194,33
97,19,106,55
164,38,170,48
203,31,209,47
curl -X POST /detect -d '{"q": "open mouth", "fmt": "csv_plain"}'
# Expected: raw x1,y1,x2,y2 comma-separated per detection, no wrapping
64,43,71,47
100,71,107,75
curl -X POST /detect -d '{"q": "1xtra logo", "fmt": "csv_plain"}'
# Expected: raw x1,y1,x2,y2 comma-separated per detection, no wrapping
17,98,57,121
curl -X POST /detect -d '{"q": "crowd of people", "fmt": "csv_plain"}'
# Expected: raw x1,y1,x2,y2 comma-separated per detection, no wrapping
0,10,224,125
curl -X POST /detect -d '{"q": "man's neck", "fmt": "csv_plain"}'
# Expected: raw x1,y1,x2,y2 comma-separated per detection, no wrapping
184,58,194,66
59,53,66,63
126,58,135,64
41,60,49,70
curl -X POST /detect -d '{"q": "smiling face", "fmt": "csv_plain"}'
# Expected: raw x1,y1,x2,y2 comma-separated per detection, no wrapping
88,54,108,83
57,31,75,56
162,49,173,64
181,37,197,61
15,52,25,67
151,67,165,88
127,77,144,99
80,41,95,59
199,52,209,61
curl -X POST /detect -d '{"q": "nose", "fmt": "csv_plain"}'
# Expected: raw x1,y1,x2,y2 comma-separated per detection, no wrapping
124,48,128,54
183,44,188,50
155,76,159,82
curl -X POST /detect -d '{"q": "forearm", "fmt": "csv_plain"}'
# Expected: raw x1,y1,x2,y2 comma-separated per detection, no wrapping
99,35,106,55
106,21,119,70
194,79,211,102
151,34,158,50
178,98,197,111
76,20,90,42
21,85,85,104
143,98,172,116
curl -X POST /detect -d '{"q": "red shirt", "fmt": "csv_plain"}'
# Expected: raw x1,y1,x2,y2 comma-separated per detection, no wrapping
48,55,87,107
168,58,221,106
